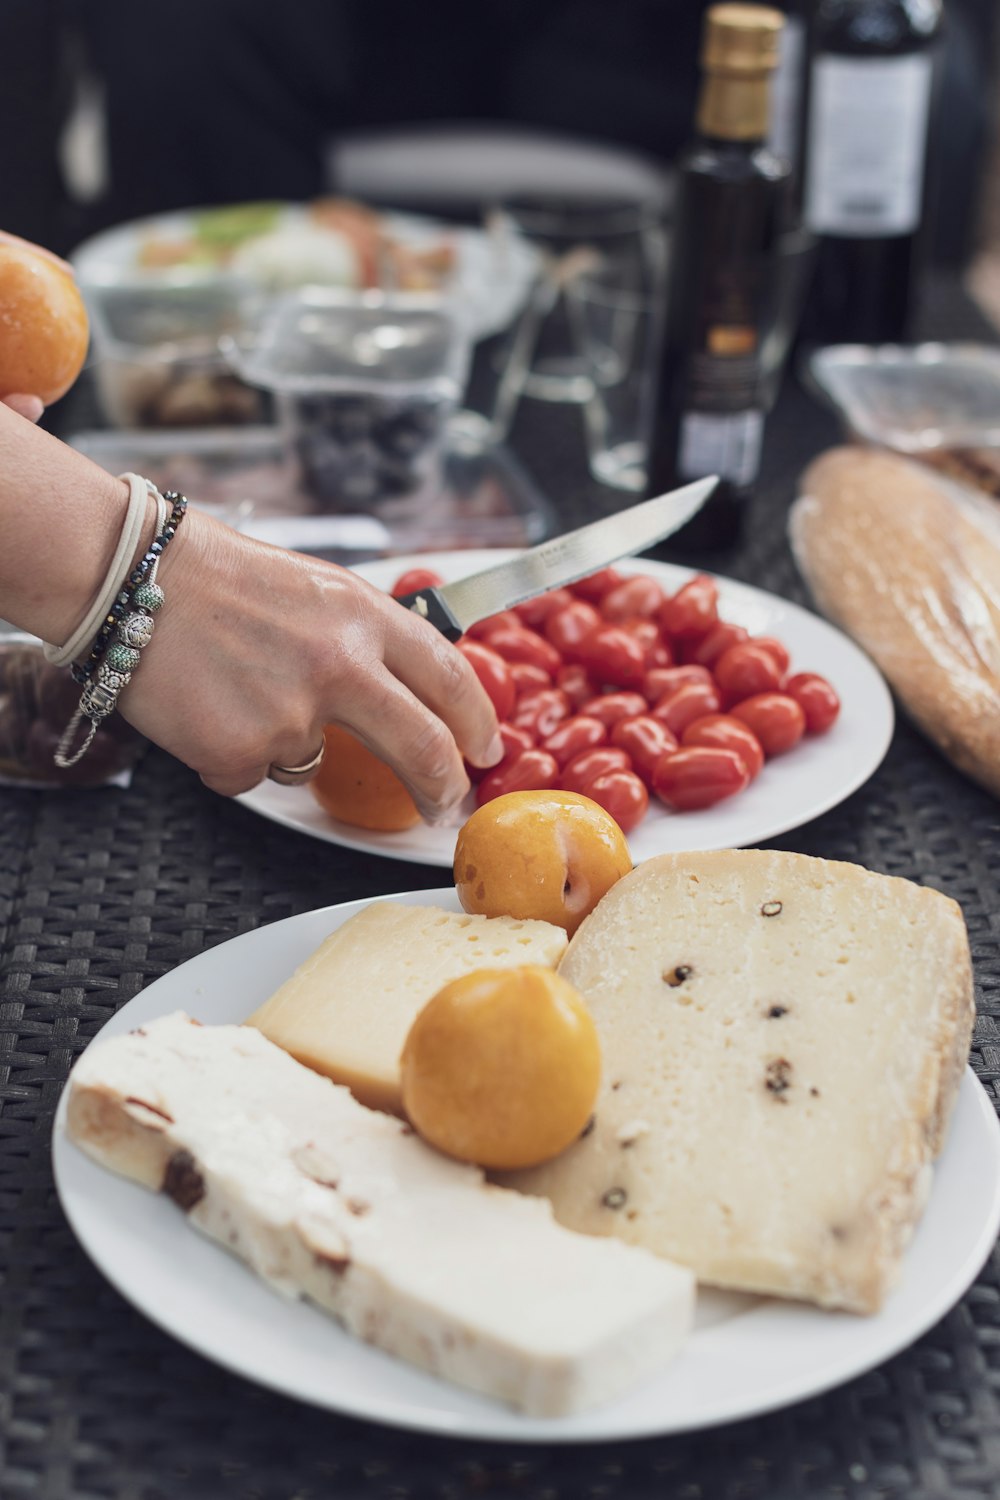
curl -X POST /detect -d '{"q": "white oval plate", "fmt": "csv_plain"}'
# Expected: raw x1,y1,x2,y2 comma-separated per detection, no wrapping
236,551,895,868
53,889,1000,1443
71,206,538,343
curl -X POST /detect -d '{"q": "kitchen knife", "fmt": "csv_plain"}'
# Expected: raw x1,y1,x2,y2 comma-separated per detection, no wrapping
395,475,718,640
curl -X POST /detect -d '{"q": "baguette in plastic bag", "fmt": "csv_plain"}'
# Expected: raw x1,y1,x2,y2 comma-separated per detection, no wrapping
790,446,1000,799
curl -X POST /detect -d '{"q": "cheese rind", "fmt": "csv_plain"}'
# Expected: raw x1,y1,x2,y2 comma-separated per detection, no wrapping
65,1012,693,1416
245,903,568,1114
503,850,974,1313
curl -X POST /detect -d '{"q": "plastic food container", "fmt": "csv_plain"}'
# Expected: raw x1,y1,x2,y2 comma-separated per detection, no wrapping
0,627,146,788
82,277,266,429
230,289,472,513
807,343,1000,454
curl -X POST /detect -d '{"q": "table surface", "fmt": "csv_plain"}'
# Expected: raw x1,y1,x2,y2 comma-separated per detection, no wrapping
3,280,1000,1500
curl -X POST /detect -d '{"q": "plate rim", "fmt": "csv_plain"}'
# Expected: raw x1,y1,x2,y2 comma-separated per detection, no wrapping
52,887,999,1444
236,549,895,868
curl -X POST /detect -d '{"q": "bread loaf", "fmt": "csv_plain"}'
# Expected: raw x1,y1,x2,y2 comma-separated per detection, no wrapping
503,849,974,1312
245,903,567,1114
65,1012,694,1415
791,445,1000,798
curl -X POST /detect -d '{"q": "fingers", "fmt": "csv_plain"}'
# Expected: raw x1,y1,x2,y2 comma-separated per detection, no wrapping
331,661,473,823
2,394,44,422
382,607,503,771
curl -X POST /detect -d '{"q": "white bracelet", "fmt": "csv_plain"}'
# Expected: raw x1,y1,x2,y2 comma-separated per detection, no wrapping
43,472,155,668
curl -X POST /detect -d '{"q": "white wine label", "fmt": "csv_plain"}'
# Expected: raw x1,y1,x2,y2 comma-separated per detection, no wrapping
678,410,764,488
768,14,806,166
805,52,933,236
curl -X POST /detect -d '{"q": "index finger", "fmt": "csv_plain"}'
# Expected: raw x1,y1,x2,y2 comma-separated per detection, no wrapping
382,602,504,770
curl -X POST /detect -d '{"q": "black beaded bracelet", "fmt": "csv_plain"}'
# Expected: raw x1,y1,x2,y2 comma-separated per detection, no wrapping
71,491,188,686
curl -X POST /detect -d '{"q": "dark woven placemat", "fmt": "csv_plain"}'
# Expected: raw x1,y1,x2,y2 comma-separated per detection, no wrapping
4,287,1000,1500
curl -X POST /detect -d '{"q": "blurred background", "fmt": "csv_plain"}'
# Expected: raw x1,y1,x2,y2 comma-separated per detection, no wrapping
5,0,997,273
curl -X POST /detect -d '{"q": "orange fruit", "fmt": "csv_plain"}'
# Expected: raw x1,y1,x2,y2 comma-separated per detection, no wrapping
454,789,632,936
310,725,421,831
0,235,89,405
400,965,601,1169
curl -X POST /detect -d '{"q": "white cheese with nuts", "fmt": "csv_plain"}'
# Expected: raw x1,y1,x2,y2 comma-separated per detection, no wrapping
245,903,567,1114
65,1012,694,1416
502,850,974,1313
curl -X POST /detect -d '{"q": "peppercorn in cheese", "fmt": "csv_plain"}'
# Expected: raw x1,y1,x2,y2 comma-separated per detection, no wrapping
502,849,974,1313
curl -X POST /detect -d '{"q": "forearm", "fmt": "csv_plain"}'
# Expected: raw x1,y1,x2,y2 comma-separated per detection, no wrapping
0,403,131,644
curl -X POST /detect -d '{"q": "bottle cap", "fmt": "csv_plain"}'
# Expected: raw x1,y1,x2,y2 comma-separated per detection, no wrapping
701,4,784,75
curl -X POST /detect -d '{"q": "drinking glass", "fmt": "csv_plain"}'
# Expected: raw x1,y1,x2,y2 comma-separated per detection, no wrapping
489,195,666,407
568,267,666,494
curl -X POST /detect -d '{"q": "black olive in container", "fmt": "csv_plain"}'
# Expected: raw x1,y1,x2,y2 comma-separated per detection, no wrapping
233,290,471,516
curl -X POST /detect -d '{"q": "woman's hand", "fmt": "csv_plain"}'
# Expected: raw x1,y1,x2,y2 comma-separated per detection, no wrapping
123,509,504,822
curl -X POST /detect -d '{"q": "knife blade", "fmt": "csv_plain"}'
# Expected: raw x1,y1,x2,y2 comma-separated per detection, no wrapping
395,475,718,641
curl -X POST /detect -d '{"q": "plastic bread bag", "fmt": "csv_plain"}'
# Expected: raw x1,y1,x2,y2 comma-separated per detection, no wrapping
789,446,1000,799
0,629,145,788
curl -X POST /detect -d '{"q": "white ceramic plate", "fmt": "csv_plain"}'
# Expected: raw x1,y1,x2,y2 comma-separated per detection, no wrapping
71,206,538,343
53,889,1000,1443
236,551,895,867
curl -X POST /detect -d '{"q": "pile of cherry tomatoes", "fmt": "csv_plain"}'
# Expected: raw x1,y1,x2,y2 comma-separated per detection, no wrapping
391,565,840,834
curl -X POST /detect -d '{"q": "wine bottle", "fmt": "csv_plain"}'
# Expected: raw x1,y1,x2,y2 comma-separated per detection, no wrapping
802,0,943,344
646,3,790,551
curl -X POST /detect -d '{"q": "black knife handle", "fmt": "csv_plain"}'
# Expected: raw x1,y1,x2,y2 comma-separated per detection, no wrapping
394,588,464,642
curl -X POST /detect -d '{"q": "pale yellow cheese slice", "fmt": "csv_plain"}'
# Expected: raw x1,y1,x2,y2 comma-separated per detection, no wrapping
245,902,567,1114
502,850,974,1313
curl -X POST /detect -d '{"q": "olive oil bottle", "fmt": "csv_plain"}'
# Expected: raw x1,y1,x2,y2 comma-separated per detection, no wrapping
646,4,790,551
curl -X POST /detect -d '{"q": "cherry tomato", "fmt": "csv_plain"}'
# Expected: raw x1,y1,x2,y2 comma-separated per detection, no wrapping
731,693,806,756
617,617,668,664
652,746,750,811
580,691,648,728
688,621,750,668
642,664,713,703
509,662,552,695
752,636,792,677
784,672,841,734
682,713,764,780
571,567,623,603
476,749,560,806
500,721,536,757
484,626,563,678
390,567,444,598
658,574,718,641
541,714,608,768
466,609,521,640
584,769,649,833
714,642,784,707
514,588,574,628
577,624,647,690
556,662,598,710
544,600,602,659
600,575,664,623
560,746,632,794
455,639,516,722
465,721,534,783
652,680,723,738
510,688,572,739
610,715,679,782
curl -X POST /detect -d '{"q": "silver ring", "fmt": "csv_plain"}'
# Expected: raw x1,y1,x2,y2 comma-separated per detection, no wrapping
267,742,326,786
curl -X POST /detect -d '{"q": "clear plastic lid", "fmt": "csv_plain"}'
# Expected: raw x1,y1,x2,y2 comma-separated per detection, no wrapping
230,289,471,399
807,343,1000,454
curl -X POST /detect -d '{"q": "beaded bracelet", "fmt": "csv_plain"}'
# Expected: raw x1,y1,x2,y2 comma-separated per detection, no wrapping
54,489,189,770
71,490,188,686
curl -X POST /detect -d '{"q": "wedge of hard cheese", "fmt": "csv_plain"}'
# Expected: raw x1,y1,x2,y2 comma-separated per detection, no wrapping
65,1012,693,1416
503,850,974,1313
245,903,567,1114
